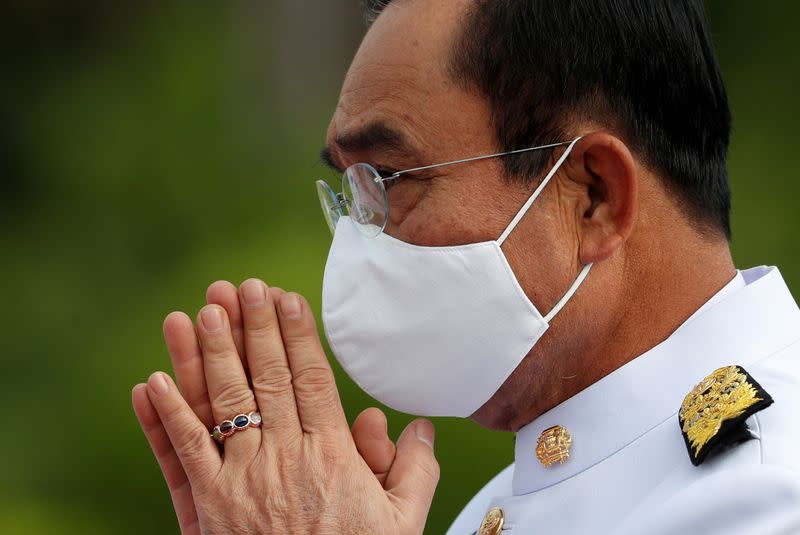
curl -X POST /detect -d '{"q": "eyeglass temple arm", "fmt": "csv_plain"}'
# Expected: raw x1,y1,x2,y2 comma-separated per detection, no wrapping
375,141,572,183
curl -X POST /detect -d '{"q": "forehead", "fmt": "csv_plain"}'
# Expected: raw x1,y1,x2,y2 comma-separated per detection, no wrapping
328,0,488,161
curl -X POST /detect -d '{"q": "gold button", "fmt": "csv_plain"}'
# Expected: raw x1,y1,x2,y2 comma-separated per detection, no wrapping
535,425,572,467
478,507,504,535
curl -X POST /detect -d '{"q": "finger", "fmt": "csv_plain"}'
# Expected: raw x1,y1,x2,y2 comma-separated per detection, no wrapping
206,281,246,367
385,420,439,529
276,292,347,433
237,279,300,434
269,286,286,304
164,311,213,429
141,375,223,503
196,305,260,456
352,407,396,487
133,384,202,535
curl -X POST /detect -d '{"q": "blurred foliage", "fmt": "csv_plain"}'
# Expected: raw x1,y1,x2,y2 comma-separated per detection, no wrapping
0,2,797,534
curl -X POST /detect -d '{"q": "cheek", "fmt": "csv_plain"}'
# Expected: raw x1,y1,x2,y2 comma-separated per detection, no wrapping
502,199,576,313
386,177,504,246
384,184,424,233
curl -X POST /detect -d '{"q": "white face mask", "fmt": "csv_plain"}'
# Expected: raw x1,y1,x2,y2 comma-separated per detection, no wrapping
321,138,591,417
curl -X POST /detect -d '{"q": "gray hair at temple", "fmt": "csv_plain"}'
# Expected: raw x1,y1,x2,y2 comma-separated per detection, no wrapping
361,0,393,25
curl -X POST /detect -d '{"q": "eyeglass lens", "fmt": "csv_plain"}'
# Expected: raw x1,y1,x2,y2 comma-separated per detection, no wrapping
317,163,389,238
316,180,342,235
343,163,387,237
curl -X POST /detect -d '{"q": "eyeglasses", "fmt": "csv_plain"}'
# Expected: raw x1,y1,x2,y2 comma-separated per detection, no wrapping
316,140,572,238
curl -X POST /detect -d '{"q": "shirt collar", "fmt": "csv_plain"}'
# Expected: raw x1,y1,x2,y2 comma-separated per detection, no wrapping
513,266,800,495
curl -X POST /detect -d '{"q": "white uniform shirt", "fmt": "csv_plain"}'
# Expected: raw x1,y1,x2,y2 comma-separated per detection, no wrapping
447,266,800,534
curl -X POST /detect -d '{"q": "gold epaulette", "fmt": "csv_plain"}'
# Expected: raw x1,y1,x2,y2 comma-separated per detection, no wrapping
679,365,773,466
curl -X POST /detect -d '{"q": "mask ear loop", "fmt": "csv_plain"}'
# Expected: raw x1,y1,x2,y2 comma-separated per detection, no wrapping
495,136,592,323
543,263,592,323
497,136,582,246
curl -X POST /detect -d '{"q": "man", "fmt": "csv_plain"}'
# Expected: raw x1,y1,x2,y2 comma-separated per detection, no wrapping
132,1,800,533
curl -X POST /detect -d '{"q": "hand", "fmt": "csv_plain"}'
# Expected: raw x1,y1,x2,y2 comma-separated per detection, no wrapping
132,279,440,534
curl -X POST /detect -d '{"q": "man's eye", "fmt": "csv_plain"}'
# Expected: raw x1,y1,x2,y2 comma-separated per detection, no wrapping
376,169,403,191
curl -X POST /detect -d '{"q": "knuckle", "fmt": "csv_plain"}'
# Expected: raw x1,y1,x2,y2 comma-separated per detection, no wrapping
182,423,211,453
198,516,232,535
197,312,229,342
292,365,335,390
419,455,441,483
297,388,340,417
160,404,188,429
295,384,342,419
282,325,316,347
275,448,302,474
170,422,214,477
213,382,256,415
318,440,347,468
251,366,294,395
293,368,341,414
245,319,281,340
204,345,239,362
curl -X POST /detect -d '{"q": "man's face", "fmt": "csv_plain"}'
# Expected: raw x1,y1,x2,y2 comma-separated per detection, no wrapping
326,0,576,298
325,0,527,247
324,1,587,427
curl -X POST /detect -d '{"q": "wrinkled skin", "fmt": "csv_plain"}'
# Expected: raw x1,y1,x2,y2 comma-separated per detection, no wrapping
133,280,439,534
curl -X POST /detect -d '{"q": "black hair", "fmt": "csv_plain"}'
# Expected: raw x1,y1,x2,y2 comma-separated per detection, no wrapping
361,0,732,238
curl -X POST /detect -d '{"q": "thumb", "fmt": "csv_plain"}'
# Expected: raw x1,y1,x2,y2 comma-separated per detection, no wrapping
352,407,396,487
385,419,440,530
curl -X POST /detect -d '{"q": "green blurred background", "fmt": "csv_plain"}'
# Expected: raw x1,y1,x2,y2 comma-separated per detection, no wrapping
1,2,797,533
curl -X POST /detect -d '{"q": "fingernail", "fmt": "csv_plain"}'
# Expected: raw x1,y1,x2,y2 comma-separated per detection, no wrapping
149,372,170,395
242,279,265,306
280,293,302,319
415,420,435,449
201,306,223,332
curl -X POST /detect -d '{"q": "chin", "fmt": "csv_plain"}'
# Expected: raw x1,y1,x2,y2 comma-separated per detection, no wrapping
470,400,520,432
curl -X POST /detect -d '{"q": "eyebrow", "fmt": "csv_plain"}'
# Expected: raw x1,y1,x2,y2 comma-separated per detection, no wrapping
319,121,412,173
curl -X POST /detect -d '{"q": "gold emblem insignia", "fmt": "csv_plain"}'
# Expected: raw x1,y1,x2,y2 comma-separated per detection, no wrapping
535,425,572,467
478,507,504,535
679,365,773,465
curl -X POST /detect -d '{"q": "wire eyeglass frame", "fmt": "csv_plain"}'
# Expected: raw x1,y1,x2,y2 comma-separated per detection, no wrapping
316,140,573,238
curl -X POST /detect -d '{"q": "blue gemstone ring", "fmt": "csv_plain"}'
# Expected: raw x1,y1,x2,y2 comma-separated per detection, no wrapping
210,411,262,444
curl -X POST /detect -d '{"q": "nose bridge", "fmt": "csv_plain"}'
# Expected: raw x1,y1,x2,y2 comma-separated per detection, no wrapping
335,192,350,210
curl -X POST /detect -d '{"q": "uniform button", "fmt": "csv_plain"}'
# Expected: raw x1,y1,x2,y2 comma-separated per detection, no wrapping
535,425,572,467
478,507,504,535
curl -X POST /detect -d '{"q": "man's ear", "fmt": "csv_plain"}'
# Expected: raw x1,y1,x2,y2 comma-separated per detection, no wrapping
567,132,638,264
